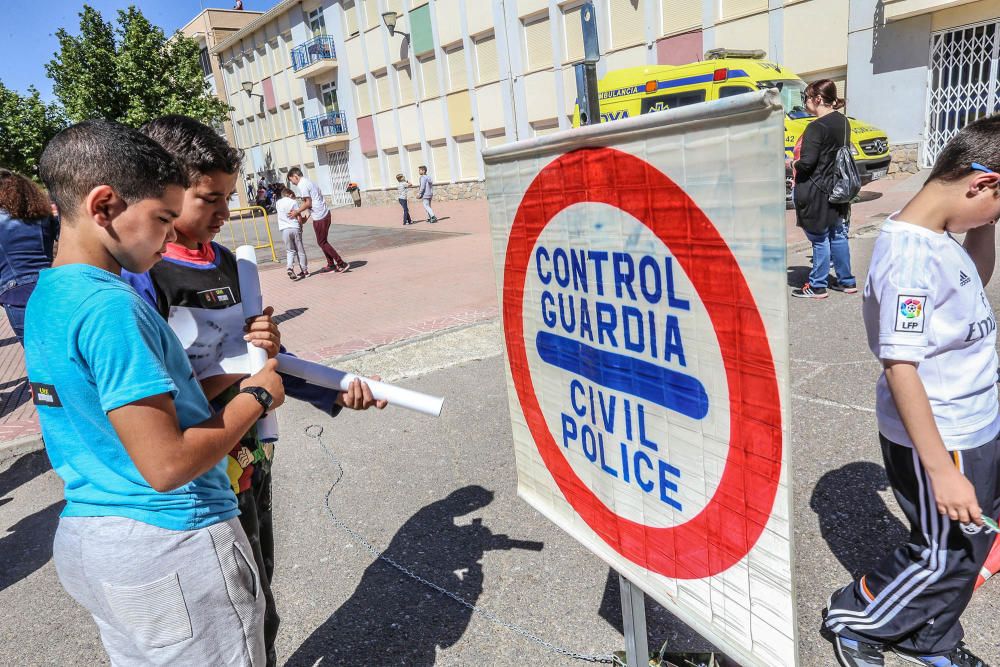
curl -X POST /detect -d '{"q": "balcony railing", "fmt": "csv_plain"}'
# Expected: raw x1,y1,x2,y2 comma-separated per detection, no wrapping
303,110,348,142
291,35,336,72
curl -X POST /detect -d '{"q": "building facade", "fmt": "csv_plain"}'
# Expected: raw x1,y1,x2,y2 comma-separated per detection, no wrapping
206,0,999,208
180,7,263,179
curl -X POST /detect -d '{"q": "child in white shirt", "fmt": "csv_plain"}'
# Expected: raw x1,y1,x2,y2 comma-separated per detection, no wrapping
276,187,307,280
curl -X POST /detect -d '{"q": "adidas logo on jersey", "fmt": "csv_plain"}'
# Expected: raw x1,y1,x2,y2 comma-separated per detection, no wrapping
960,271,972,286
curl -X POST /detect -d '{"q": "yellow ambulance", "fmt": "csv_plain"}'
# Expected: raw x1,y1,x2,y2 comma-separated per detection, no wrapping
574,49,892,184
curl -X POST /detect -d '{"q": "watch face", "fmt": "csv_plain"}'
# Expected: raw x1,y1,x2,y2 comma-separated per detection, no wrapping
256,387,273,409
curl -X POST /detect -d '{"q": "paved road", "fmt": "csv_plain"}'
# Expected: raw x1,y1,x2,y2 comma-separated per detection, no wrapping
6,214,1000,666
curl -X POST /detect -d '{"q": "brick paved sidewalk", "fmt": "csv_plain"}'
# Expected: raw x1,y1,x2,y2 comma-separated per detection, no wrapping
0,175,923,449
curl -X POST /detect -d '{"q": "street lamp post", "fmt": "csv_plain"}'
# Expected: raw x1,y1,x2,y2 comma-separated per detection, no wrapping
241,80,276,186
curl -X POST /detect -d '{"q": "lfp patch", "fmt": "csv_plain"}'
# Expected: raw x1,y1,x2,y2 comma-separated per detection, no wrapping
895,295,926,333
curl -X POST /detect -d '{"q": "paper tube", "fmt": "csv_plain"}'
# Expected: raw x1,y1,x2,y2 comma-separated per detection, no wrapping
276,353,444,417
235,245,280,442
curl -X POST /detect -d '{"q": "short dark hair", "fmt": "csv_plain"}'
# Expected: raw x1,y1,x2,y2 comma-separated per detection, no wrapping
38,120,188,222
928,115,1000,183
280,187,294,197
288,167,303,178
418,165,427,172
140,115,242,183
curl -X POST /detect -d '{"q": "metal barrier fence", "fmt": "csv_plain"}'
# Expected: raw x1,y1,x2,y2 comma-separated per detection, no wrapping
224,206,278,262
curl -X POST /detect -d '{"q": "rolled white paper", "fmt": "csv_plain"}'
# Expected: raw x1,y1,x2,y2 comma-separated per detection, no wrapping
235,245,280,442
276,353,444,417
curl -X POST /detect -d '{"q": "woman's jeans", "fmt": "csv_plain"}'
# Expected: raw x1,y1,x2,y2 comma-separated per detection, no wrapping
804,219,855,289
2,303,25,345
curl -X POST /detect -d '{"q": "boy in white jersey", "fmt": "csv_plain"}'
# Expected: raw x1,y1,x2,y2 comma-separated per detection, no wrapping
824,116,1000,667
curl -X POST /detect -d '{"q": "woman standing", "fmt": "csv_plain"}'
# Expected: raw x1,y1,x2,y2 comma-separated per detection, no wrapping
791,79,857,299
0,170,58,344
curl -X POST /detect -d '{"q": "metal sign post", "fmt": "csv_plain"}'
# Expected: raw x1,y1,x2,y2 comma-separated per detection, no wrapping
620,574,650,667
575,1,601,126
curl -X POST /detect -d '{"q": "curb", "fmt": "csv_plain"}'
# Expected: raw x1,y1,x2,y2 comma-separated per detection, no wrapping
0,432,44,462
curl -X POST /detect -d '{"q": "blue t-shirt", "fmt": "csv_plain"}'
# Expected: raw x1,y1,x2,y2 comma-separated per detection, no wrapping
24,264,238,530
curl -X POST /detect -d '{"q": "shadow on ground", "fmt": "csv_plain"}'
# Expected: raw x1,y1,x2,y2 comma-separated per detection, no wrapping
0,378,31,419
598,570,726,657
286,485,543,667
0,450,60,593
810,461,907,579
273,307,309,325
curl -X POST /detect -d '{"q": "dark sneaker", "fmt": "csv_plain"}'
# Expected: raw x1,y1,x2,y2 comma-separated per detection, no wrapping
829,279,859,294
429,216,438,224
791,283,829,299
334,261,349,273
298,271,308,280
832,635,884,667
893,643,989,667
287,269,298,281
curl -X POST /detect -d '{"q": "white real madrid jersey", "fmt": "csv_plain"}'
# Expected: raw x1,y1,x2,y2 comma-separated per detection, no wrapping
863,216,1000,451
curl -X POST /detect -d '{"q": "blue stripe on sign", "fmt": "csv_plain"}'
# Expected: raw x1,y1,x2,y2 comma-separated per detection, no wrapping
654,69,750,91
535,331,709,420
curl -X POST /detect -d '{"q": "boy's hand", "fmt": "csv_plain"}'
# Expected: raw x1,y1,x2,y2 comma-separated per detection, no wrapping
241,358,285,410
336,375,389,410
244,305,281,359
929,467,983,525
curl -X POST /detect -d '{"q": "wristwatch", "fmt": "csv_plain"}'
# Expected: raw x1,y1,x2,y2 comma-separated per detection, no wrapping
239,386,273,415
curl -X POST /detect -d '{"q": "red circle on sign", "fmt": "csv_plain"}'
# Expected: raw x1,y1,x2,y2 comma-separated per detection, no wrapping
503,147,783,579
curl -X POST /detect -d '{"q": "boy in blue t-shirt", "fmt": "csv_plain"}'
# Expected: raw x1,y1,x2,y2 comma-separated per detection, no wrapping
27,120,285,665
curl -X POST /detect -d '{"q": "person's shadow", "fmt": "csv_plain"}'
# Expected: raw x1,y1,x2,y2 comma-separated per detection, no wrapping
0,450,62,592
810,461,908,578
286,485,544,666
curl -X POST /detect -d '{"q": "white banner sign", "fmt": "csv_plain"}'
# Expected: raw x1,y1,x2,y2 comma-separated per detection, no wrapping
483,90,795,667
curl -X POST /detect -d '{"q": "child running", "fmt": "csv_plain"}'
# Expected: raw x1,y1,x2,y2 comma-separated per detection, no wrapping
824,115,1000,667
276,186,308,279
122,115,386,667
28,119,285,665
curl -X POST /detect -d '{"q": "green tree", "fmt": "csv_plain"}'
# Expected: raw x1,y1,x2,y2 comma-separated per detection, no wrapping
0,81,66,177
46,4,230,128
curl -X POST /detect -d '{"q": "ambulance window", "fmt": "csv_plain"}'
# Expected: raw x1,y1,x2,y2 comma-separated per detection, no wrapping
665,90,705,107
718,86,754,99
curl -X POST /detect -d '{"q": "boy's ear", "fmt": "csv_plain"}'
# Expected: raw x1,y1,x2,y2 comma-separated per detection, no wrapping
969,172,1000,196
85,185,128,229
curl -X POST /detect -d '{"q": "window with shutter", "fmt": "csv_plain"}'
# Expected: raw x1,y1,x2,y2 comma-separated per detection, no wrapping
406,145,424,176
475,33,499,84
720,0,767,20
395,62,414,105
420,56,439,98
355,77,371,116
374,70,392,111
343,0,359,35
661,0,701,35
456,138,479,179
563,4,585,63
430,143,451,182
610,0,645,48
364,0,380,30
446,46,467,92
523,14,552,72
365,153,382,187
386,150,402,180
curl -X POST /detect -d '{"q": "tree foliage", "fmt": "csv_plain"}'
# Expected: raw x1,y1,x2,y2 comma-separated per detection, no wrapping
0,82,66,177
46,4,230,128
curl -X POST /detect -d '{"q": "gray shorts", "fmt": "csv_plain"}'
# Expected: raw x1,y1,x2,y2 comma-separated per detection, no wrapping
54,516,266,666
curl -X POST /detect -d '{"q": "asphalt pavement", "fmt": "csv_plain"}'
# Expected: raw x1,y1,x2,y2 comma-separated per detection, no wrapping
5,216,1000,666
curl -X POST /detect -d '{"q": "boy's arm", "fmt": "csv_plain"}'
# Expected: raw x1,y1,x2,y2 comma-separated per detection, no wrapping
963,225,996,286
884,360,982,525
109,359,285,493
